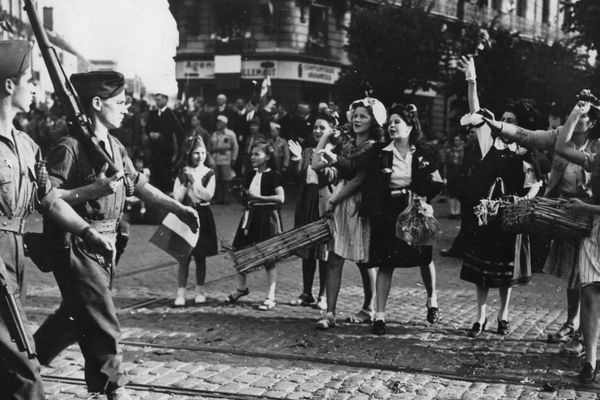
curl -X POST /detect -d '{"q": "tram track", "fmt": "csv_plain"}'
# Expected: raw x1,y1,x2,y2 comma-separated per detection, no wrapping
41,374,282,399
117,339,599,393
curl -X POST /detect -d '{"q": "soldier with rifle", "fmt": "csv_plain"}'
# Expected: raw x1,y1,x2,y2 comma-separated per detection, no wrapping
32,70,200,400
0,39,114,400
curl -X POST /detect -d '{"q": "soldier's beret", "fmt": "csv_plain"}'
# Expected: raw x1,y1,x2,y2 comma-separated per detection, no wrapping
0,40,32,80
70,71,125,102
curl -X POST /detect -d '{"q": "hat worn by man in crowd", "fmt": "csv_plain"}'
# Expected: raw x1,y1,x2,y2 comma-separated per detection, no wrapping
70,71,126,102
0,40,32,80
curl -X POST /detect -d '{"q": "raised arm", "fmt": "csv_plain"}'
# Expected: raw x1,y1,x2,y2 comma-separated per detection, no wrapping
554,101,590,166
481,118,557,151
458,56,480,114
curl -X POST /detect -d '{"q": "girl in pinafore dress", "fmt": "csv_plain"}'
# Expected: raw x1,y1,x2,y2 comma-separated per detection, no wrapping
288,113,338,310
172,137,219,306
227,140,284,310
554,98,600,383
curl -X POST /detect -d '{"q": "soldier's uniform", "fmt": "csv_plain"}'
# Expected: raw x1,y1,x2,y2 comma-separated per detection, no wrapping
0,127,51,400
33,72,148,394
0,39,53,400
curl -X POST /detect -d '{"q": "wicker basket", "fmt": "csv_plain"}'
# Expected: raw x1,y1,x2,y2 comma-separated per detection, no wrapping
500,197,592,238
231,218,332,274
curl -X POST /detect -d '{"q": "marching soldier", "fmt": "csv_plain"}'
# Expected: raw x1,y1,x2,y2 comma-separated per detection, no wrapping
0,40,114,400
33,71,199,400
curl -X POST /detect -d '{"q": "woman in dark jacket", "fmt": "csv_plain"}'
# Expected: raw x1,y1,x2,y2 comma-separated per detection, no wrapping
370,104,444,335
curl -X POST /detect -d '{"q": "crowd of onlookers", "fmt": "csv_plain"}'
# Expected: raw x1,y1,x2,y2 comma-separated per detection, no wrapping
15,90,499,220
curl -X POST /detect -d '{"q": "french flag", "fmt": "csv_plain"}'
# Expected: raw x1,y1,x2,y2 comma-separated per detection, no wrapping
150,213,199,264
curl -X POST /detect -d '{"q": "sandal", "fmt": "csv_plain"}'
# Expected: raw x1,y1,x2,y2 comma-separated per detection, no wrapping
257,298,276,311
227,288,249,303
560,333,585,357
316,313,336,330
289,293,315,306
346,309,374,324
547,324,575,343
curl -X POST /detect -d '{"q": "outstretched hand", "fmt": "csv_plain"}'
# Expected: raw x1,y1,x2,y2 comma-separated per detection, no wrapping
288,140,302,161
457,56,477,81
178,206,199,233
564,198,589,214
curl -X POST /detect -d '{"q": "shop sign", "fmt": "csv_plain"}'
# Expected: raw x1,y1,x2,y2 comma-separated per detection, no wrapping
177,60,341,85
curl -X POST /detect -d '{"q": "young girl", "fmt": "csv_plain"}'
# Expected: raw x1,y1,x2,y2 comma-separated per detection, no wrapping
172,137,218,306
554,99,600,383
288,113,338,310
227,140,285,310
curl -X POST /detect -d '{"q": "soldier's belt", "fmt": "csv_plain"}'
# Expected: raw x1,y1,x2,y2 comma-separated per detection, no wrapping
88,218,119,234
0,216,27,235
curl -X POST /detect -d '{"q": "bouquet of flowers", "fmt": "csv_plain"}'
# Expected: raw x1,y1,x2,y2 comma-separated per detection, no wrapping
395,199,440,246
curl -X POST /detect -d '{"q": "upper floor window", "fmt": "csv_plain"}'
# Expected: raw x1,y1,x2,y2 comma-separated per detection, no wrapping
542,0,550,24
308,4,328,48
214,0,252,41
516,0,527,17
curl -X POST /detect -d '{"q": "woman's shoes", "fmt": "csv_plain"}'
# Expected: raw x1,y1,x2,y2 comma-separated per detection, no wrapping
315,296,327,311
174,295,185,307
468,319,487,337
497,319,509,335
560,332,585,357
289,293,315,306
372,319,386,335
426,305,439,324
547,323,575,343
580,361,598,383
316,313,336,330
346,309,374,324
257,298,276,311
194,293,206,304
227,288,250,303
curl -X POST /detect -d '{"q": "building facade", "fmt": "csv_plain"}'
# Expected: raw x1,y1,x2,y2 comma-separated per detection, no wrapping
0,0,85,104
169,0,570,134
168,0,350,105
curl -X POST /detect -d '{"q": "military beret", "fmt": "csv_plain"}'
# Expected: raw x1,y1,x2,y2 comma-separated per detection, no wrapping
0,40,32,80
70,71,125,102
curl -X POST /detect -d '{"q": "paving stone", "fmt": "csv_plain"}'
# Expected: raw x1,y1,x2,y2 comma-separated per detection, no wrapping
150,372,188,386
238,386,268,396
252,377,279,389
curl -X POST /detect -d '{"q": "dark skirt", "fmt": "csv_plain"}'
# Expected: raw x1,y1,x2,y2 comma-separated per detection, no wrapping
294,184,327,260
192,205,219,258
371,193,433,269
232,204,283,250
460,214,531,288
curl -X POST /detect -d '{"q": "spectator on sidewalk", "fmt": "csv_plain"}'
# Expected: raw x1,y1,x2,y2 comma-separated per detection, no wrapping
288,114,338,310
210,115,239,204
172,137,218,307
444,134,465,219
268,121,290,175
146,92,180,193
241,117,266,176
227,141,285,310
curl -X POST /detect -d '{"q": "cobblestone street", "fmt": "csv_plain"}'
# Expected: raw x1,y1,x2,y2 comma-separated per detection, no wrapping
23,198,600,399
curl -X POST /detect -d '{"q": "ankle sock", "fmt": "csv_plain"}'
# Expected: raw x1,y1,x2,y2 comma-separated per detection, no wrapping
427,296,438,308
375,312,386,322
177,288,185,298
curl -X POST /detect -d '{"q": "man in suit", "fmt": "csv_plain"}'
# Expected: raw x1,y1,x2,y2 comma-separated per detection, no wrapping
146,92,182,192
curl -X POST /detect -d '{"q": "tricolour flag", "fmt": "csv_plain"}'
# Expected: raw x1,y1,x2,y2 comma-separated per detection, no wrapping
149,213,199,264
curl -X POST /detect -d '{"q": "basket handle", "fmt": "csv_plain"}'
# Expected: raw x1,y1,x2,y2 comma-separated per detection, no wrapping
487,177,506,200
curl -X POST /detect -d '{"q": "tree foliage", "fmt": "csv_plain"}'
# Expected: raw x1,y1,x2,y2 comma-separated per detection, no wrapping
336,3,446,105
453,26,591,118
563,0,600,51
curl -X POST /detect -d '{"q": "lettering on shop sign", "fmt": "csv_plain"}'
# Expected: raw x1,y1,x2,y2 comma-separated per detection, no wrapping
177,60,340,84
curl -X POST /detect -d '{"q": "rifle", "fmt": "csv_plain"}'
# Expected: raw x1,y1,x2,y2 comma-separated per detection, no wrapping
0,262,36,359
23,0,134,195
